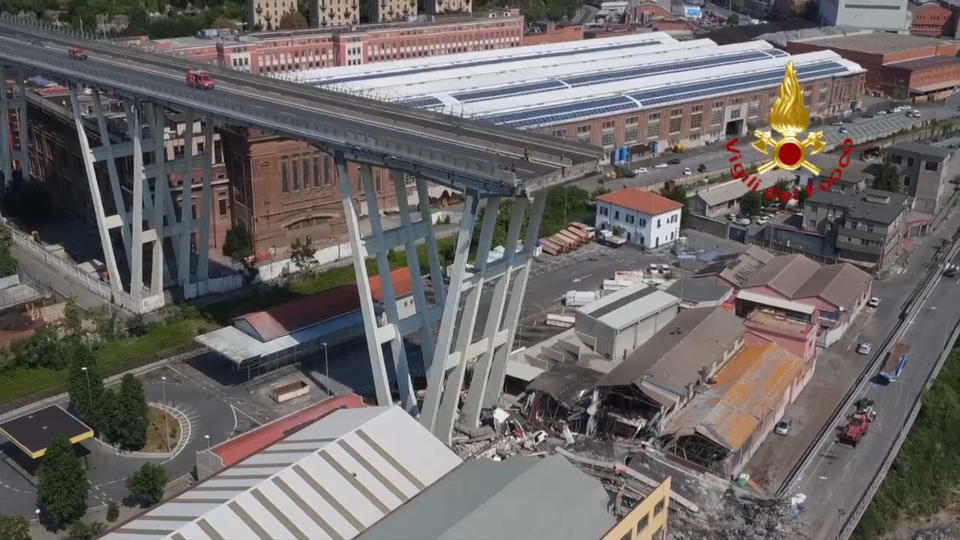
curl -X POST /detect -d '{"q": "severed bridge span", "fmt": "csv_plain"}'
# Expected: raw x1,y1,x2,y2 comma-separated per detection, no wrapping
0,17,601,442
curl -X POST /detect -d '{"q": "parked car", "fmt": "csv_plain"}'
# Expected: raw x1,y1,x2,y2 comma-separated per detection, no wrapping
633,167,649,175
697,163,707,173
754,216,770,225
944,264,958,278
867,297,880,308
667,158,681,165
774,419,793,435
876,110,887,116
659,263,670,272
654,163,669,169
727,213,738,222
857,343,873,355
682,167,692,176
838,127,848,134
737,217,751,226
911,111,921,118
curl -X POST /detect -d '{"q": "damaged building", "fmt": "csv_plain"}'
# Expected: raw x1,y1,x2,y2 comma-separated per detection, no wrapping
524,364,604,434
594,307,746,439
660,342,806,479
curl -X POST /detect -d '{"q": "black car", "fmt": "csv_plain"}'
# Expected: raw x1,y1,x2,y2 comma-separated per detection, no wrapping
667,158,681,165
697,164,707,173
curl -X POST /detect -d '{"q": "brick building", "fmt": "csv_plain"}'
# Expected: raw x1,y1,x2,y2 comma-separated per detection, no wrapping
522,23,583,46
313,35,865,158
151,12,522,74
909,2,955,36
786,32,960,99
219,127,416,259
25,88,232,253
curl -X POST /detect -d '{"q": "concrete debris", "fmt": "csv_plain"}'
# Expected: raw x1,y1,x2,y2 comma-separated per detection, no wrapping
669,490,802,540
913,527,959,540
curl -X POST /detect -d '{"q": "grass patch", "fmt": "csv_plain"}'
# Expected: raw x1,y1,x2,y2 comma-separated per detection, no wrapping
143,406,181,453
853,349,960,539
0,366,68,405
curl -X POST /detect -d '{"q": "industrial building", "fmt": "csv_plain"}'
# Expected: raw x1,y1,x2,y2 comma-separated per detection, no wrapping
105,406,464,539
786,32,960,100
298,33,866,155
886,141,958,216
574,282,680,363
817,0,909,32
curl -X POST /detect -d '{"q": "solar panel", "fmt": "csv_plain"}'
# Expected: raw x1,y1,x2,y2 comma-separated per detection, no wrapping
314,40,663,87
481,61,851,129
450,50,772,103
398,96,444,108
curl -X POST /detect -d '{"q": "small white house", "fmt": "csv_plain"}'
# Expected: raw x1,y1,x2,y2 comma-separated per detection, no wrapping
595,188,683,249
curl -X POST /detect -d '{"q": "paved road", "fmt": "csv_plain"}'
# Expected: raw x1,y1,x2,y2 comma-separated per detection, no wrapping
10,243,109,311
792,212,960,538
572,96,960,195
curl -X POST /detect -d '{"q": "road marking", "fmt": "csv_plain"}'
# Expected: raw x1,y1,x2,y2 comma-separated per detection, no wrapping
230,404,239,434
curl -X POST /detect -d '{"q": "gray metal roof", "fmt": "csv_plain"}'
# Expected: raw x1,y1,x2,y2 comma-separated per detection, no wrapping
358,455,617,540
888,141,953,160
693,171,786,207
598,307,744,398
579,283,679,330
807,188,909,225
105,407,462,540
744,253,821,298
792,263,872,311
667,277,732,303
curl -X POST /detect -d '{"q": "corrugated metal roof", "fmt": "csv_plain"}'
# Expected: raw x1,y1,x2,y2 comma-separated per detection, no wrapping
579,284,679,330
358,455,617,540
793,263,871,311
743,253,821,298
105,407,462,540
232,284,363,342
693,170,787,207
736,290,816,315
665,343,804,450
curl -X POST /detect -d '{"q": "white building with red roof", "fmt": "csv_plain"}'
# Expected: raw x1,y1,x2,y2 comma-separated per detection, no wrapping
595,187,684,249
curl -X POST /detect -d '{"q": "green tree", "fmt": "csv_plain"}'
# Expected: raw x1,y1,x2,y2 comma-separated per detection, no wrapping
873,160,901,192
798,184,810,208
9,326,66,369
106,501,119,522
660,184,689,227
37,436,88,528
110,374,148,450
223,224,254,263
773,180,793,209
67,342,106,428
278,9,308,29
0,515,30,540
126,462,168,507
211,16,235,29
290,236,317,271
126,313,149,337
63,299,83,335
65,521,106,540
740,190,763,216
727,13,740,26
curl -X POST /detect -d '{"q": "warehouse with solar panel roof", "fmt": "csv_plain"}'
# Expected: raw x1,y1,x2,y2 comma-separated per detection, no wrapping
286,33,865,161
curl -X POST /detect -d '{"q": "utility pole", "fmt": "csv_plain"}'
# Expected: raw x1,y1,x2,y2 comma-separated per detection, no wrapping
323,342,330,397
161,376,170,452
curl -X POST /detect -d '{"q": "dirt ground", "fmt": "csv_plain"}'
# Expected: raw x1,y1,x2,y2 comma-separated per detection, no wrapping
883,502,960,540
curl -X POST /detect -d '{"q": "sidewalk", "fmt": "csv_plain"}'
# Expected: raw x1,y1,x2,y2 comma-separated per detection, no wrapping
10,243,109,311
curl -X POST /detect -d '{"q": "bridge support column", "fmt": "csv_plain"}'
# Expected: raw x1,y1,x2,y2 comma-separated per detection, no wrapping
14,68,28,181
196,120,214,293
0,64,11,188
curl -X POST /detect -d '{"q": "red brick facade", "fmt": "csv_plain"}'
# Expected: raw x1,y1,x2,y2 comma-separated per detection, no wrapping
154,15,523,74
522,23,583,46
910,4,954,37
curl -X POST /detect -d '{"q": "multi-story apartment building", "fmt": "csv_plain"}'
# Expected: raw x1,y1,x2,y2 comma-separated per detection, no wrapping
248,0,300,31
886,141,957,215
365,0,417,23
802,188,909,273
151,13,518,73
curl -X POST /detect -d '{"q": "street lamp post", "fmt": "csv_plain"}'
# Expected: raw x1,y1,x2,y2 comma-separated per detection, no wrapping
203,434,212,478
322,342,329,397
161,376,170,452
80,366,91,411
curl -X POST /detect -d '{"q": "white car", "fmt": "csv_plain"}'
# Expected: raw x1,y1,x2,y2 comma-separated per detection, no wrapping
654,163,669,169
911,111,921,118
892,107,902,113
867,297,880,308
876,110,887,116
857,343,872,355
633,167,648,174
737,218,751,226
754,216,770,225
727,213,739,222
682,167,692,176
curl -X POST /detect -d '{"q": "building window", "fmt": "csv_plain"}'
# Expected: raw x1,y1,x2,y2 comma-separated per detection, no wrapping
302,157,310,190
903,176,911,186
748,102,760,118
669,109,682,134
654,500,665,516
626,214,635,224
602,129,615,147
292,156,300,191
576,124,591,143
614,210,620,220
551,128,565,138
711,107,723,126
218,198,227,216
691,109,703,130
323,155,332,186
625,117,638,143
281,158,289,194
907,157,914,167
313,156,321,186
730,108,741,119
647,113,660,139
925,161,939,172
890,154,902,164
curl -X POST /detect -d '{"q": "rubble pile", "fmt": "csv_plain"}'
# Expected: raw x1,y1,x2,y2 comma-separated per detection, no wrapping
913,527,959,540
671,491,802,540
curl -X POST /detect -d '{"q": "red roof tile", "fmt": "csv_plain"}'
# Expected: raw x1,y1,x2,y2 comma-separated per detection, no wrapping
369,267,415,303
596,188,684,215
233,284,362,342
213,393,365,467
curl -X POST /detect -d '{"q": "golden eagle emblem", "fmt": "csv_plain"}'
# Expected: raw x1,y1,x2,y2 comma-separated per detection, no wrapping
752,61,826,175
